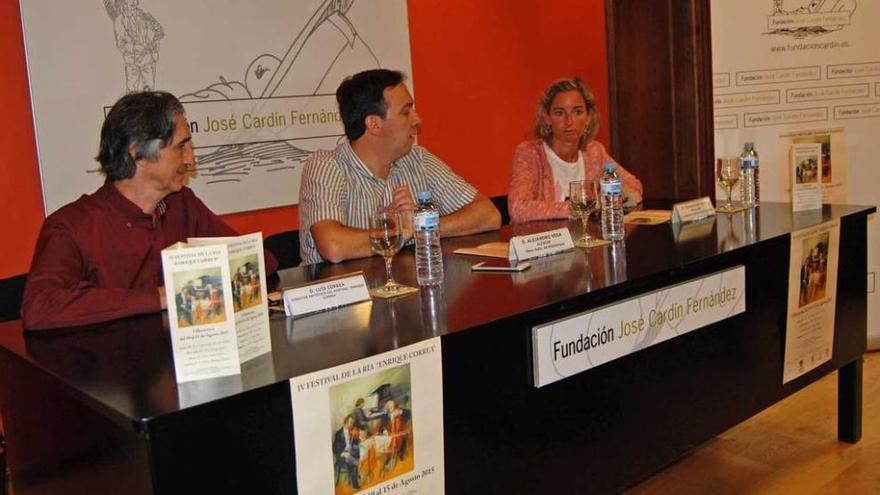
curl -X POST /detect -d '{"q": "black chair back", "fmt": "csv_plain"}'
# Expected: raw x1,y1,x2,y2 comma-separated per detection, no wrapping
0,272,17,494
0,274,26,323
491,195,509,226
264,231,301,270
1,431,5,495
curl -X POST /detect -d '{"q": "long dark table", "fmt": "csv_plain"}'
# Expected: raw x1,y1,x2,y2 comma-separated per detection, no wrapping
0,203,874,494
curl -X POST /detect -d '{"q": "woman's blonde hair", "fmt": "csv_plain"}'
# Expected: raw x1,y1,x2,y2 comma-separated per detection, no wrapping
534,76,600,150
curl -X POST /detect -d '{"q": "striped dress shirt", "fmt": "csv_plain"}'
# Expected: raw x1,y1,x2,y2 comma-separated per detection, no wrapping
299,140,477,265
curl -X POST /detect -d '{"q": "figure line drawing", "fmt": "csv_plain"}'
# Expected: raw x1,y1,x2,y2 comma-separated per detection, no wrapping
104,0,164,92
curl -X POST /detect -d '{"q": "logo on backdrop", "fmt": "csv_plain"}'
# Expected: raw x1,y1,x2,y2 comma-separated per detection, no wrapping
766,0,857,38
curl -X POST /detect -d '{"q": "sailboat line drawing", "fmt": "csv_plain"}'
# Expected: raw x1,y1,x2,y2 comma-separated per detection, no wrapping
151,0,383,185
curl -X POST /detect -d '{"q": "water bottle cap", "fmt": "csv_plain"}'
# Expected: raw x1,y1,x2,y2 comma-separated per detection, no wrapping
744,142,754,150
603,162,616,173
416,190,432,202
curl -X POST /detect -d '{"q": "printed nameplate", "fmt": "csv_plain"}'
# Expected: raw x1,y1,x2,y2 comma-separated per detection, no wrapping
672,196,716,223
509,228,575,261
283,272,370,318
532,266,746,388
672,216,716,243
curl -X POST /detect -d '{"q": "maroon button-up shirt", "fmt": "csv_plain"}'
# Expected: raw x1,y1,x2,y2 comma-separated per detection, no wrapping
22,183,278,330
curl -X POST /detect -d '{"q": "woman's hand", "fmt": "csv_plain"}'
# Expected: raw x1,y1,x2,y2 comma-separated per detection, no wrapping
623,189,643,208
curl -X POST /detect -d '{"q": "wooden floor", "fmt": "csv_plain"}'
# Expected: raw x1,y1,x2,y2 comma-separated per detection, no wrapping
626,351,880,495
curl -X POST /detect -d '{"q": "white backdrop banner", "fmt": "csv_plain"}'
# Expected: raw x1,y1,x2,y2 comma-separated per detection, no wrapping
20,0,413,215
711,0,879,347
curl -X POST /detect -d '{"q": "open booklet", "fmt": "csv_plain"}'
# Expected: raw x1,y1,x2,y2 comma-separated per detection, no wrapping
161,232,272,382
454,228,575,262
452,241,510,259
624,209,672,225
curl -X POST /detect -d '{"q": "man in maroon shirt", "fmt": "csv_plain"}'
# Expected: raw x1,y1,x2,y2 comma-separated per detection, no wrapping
22,91,277,330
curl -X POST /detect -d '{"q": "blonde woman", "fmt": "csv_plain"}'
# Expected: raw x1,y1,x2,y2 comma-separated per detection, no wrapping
508,77,642,224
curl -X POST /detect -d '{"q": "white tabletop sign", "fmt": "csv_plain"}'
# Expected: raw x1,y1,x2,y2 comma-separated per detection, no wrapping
509,228,575,261
283,272,370,318
532,266,746,388
672,216,717,243
672,196,716,223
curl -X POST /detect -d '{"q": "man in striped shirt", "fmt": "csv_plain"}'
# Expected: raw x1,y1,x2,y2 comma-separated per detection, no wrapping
299,69,500,264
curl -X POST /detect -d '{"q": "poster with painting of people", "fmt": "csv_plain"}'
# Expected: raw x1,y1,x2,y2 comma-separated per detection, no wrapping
779,128,849,205
188,232,271,362
790,142,823,211
162,242,241,382
784,219,840,383
290,338,444,495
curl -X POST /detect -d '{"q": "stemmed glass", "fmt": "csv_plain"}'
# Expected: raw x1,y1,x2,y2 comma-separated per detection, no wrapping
368,207,405,297
569,180,603,248
716,157,741,213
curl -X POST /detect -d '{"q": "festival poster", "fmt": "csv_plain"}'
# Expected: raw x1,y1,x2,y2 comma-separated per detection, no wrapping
161,243,241,382
780,128,848,204
290,338,444,495
790,142,823,211
783,219,840,383
188,233,271,362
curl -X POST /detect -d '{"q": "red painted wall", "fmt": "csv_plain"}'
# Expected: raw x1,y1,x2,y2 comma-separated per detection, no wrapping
0,0,44,279
0,0,608,279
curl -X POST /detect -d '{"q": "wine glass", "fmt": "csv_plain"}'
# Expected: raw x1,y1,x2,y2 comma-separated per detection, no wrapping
569,180,603,248
716,157,740,213
369,207,405,296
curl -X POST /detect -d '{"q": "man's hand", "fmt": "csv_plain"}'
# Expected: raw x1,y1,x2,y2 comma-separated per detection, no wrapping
437,194,501,237
623,189,643,208
392,184,415,242
391,184,415,213
158,286,167,310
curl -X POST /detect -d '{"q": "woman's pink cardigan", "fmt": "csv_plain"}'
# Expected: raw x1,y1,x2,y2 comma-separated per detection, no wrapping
507,139,643,224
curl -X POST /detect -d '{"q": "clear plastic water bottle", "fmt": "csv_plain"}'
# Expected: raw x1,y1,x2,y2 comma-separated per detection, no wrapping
600,163,625,241
744,206,758,245
413,190,443,287
605,240,627,285
419,284,447,336
740,142,759,207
